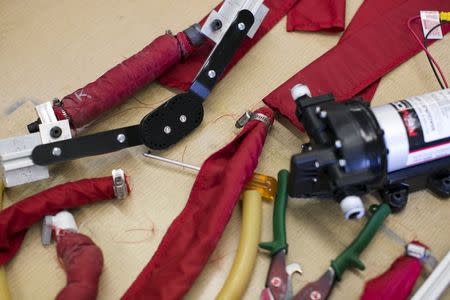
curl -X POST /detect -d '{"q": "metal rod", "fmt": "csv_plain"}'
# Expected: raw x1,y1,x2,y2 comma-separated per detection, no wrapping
143,152,200,171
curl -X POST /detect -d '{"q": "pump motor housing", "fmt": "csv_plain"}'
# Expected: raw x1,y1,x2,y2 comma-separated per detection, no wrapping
289,87,450,218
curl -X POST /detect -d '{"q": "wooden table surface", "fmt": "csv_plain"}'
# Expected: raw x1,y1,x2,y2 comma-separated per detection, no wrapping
1,1,449,299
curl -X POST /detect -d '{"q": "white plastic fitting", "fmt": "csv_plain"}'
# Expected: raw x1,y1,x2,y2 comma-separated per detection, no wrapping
0,101,72,187
340,195,365,219
200,0,269,44
42,211,78,246
291,84,312,101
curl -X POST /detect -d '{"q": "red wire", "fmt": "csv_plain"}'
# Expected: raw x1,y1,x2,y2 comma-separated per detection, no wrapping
407,16,449,88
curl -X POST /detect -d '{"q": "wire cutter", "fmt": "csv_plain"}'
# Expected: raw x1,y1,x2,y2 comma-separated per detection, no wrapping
291,204,391,300
260,169,303,300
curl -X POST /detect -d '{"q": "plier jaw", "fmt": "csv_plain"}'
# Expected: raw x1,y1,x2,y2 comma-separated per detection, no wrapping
262,250,303,300
260,170,303,300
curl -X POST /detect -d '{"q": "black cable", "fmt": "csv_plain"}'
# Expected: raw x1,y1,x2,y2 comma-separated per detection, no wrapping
423,21,449,89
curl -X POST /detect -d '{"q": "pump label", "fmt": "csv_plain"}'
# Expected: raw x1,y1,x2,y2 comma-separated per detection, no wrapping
391,89,450,166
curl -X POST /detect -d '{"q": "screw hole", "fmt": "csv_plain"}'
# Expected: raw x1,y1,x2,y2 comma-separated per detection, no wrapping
393,192,403,199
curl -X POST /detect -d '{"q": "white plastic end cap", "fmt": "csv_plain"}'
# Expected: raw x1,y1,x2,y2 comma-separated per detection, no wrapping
52,211,78,233
340,196,365,220
291,84,312,101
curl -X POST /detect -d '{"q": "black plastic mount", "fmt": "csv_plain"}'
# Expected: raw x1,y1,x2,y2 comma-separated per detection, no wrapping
183,24,205,47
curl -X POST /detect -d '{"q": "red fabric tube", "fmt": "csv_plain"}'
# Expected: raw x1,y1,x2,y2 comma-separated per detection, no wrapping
56,232,103,300
122,106,274,300
263,0,450,130
287,0,346,32
0,176,130,265
360,256,423,300
54,32,194,129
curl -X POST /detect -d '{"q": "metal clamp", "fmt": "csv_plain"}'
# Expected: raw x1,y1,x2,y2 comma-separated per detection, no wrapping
235,111,271,129
112,169,128,200
406,242,431,260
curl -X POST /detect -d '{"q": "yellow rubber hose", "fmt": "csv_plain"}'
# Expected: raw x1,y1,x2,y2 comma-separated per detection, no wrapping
216,190,262,300
0,182,11,300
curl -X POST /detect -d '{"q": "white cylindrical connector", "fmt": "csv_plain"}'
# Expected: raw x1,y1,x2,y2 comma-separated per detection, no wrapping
42,210,78,245
340,195,365,219
52,211,78,234
291,84,312,101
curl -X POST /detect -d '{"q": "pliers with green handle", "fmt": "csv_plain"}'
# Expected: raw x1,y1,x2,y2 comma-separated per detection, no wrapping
260,170,303,300
292,203,392,300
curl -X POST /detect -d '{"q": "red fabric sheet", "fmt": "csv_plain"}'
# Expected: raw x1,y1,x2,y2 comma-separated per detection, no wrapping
122,106,274,300
54,32,194,129
263,0,450,130
287,0,346,32
360,255,422,300
0,176,130,265
56,232,103,300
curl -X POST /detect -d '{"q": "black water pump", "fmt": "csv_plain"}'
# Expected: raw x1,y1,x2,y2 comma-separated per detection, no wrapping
288,85,450,219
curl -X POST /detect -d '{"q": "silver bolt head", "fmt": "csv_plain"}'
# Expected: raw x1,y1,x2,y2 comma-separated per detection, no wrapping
179,115,187,123
117,134,126,143
320,110,328,119
335,140,342,149
271,277,282,288
310,290,322,300
208,70,216,78
339,159,347,167
314,161,320,168
164,126,172,134
52,147,62,156
238,22,246,31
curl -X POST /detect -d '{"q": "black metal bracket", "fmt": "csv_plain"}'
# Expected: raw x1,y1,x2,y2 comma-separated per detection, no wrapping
32,125,142,165
189,9,254,100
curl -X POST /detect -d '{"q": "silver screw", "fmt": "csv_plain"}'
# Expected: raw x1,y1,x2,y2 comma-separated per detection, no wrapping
335,140,342,149
312,178,318,183
52,147,62,157
164,126,172,134
339,159,347,167
310,290,322,300
117,134,126,143
315,106,321,114
320,110,328,119
271,277,282,288
238,23,246,31
208,70,216,78
179,115,187,123
314,161,320,168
